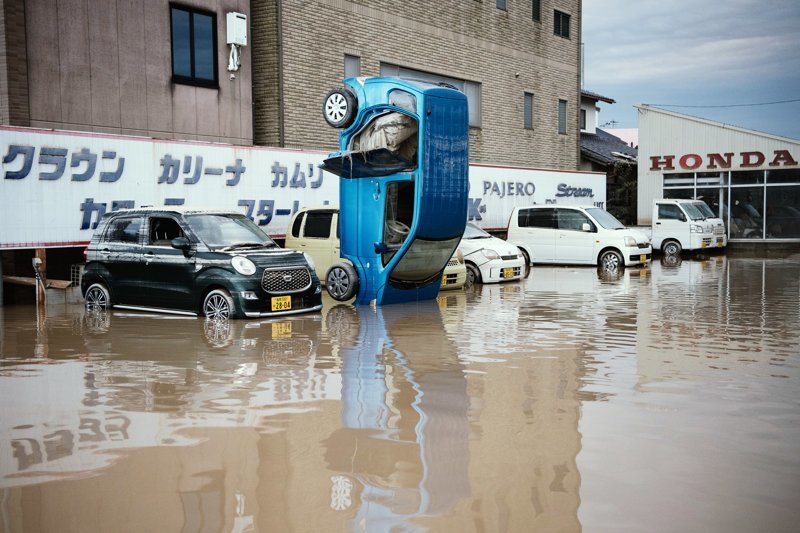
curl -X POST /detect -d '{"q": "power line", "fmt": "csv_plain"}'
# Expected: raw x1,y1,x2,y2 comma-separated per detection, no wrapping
645,98,800,109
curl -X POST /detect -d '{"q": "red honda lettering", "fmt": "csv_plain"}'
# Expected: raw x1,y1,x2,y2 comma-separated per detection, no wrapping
649,155,675,171
769,150,798,167
741,151,765,168
679,154,702,170
707,152,733,169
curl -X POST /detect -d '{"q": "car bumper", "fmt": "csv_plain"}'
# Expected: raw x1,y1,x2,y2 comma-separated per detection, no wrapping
479,257,526,283
441,268,467,290
624,247,652,266
232,282,323,319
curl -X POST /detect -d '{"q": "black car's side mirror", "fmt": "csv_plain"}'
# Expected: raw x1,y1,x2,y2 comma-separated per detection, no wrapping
171,237,195,255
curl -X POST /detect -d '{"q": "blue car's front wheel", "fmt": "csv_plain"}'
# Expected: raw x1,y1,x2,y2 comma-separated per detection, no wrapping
326,263,359,301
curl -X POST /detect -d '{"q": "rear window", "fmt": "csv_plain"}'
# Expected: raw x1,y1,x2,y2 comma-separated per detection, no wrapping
104,216,143,244
518,208,555,228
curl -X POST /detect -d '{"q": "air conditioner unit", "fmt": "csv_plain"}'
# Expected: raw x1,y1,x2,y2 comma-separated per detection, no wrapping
227,12,247,46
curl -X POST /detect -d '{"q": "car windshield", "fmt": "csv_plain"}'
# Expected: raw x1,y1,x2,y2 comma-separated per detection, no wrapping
585,208,625,230
185,213,276,250
693,202,715,218
679,202,706,221
463,223,491,239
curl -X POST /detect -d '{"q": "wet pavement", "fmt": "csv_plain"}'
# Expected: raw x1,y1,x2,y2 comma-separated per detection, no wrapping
1,254,798,532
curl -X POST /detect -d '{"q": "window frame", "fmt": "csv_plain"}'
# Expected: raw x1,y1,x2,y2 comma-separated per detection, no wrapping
558,99,568,135
532,0,541,22
170,3,219,88
524,92,534,130
554,10,571,39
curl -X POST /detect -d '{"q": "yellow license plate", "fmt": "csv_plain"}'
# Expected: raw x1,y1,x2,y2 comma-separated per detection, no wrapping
701,241,707,248
640,254,647,263
272,321,292,338
271,296,292,311
442,275,447,285
502,267,514,278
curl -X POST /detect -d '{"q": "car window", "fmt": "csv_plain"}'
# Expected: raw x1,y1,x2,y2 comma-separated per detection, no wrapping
518,208,555,229
584,208,625,230
148,217,184,245
557,209,591,231
304,211,334,238
291,212,305,238
105,216,143,244
658,204,684,220
185,213,275,249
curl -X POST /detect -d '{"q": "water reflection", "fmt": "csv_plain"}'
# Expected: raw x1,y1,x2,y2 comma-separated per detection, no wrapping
0,254,798,531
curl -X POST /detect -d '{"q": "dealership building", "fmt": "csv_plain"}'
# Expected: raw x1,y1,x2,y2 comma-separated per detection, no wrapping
637,106,800,242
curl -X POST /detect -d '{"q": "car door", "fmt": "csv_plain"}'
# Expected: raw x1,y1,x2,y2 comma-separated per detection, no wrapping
139,215,195,311
100,214,145,304
555,208,596,264
655,203,688,246
518,207,556,263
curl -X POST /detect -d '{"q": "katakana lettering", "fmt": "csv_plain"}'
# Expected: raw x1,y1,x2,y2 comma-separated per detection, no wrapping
290,162,306,188
2,145,35,180
183,156,203,185
39,147,68,180
80,198,107,230
310,164,324,189
271,161,288,187
225,158,245,186
99,151,124,182
70,148,97,181
158,154,180,184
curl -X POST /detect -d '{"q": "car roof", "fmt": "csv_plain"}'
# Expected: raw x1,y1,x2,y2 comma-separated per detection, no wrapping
104,207,243,217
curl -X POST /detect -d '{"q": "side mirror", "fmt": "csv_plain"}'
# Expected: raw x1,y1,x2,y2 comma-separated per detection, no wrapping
582,222,592,232
679,213,687,222
171,237,194,255
373,242,389,254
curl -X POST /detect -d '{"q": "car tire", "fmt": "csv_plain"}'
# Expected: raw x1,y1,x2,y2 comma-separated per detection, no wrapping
662,240,682,256
203,288,235,320
85,282,111,311
519,248,531,278
322,87,357,129
466,263,482,286
326,263,359,301
598,249,624,270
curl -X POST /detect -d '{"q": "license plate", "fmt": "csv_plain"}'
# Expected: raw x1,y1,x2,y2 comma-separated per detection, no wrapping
442,275,448,285
272,321,292,338
502,267,514,278
271,296,292,311
717,239,724,246
640,254,647,263
701,241,707,248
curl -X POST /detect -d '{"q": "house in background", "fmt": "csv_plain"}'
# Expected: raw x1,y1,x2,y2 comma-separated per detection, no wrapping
579,90,638,224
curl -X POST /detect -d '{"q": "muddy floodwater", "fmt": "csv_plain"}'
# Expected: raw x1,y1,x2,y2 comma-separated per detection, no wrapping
1,255,799,532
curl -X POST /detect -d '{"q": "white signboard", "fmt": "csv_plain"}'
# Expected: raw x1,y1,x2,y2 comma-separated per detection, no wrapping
1,126,605,248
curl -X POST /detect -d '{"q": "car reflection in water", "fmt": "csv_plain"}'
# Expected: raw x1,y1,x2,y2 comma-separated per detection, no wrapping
322,302,471,527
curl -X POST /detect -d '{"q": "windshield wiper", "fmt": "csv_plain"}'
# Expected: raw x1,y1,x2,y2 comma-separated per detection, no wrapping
222,242,272,251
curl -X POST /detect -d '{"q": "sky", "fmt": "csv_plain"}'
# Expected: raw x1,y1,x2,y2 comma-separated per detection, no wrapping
582,0,800,140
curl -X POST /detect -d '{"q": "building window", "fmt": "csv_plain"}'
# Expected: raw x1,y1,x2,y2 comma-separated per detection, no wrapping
558,99,567,134
580,109,586,130
381,63,482,128
532,0,541,21
524,93,534,129
497,0,507,10
554,10,571,39
344,54,361,78
170,5,218,87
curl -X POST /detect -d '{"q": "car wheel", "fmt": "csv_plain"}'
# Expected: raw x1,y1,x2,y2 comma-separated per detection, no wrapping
519,248,531,278
326,263,359,301
599,249,624,270
322,87,357,129
203,288,235,320
466,263,482,285
662,240,682,256
85,283,111,311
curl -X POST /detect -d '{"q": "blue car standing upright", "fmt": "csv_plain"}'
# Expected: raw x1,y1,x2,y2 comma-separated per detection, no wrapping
320,77,469,305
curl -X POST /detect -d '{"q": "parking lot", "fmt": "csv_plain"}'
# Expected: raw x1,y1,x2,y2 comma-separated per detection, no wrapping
1,254,798,532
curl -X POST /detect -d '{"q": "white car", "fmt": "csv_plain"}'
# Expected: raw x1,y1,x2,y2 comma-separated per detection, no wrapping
458,223,526,284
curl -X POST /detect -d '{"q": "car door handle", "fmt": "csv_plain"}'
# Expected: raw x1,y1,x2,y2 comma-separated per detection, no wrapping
656,222,661,225
99,248,111,255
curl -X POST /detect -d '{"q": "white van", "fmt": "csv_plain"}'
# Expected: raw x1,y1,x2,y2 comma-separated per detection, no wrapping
647,199,722,255
507,205,651,269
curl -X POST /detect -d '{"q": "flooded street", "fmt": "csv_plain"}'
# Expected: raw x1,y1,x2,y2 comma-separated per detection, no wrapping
1,255,798,532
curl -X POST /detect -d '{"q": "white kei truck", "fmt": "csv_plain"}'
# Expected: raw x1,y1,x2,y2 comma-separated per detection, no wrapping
640,199,727,255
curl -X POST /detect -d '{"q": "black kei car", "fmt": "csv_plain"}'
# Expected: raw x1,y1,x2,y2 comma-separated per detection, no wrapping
81,208,323,319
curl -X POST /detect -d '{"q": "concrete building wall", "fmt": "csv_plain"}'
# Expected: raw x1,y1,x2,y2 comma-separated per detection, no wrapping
1,0,30,126
5,0,252,145
252,0,582,170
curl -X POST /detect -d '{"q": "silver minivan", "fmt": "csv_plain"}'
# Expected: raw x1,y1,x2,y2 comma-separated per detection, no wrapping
507,205,652,269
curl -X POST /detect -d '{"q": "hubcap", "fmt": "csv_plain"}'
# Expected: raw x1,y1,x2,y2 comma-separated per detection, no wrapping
325,94,347,122
86,287,107,309
205,294,230,319
603,253,620,269
328,268,349,299
666,243,678,255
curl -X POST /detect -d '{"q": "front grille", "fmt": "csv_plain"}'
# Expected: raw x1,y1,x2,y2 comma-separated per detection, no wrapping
501,254,519,261
447,258,460,267
714,226,724,235
702,237,713,246
262,267,312,294
501,266,522,278
637,242,650,249
443,274,459,285
629,253,651,262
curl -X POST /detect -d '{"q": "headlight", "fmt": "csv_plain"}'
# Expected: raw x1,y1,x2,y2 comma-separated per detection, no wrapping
231,256,256,276
481,248,500,260
623,236,637,247
456,249,464,264
690,224,703,233
302,252,316,271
